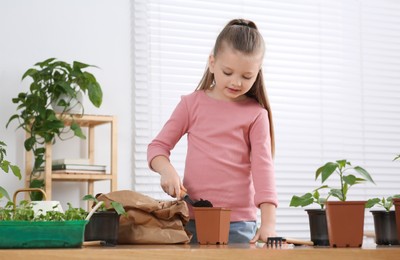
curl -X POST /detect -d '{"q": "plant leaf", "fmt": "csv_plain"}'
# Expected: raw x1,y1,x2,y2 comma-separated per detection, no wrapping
343,174,357,186
88,81,103,108
330,189,344,201
1,160,10,172
0,186,11,201
316,162,338,183
10,165,21,180
73,61,91,70
111,201,127,216
336,159,348,169
289,193,314,207
71,122,86,139
82,194,98,202
365,198,380,208
354,166,375,184
21,68,38,80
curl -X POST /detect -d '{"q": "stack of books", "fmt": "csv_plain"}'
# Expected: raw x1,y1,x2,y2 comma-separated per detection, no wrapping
50,158,107,174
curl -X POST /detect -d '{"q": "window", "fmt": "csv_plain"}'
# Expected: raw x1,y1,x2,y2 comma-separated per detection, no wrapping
132,0,400,239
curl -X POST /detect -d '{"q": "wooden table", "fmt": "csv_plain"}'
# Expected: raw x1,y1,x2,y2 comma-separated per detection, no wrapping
1,243,399,260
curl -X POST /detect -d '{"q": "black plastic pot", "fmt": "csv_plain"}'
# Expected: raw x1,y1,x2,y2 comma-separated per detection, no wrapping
371,210,399,245
305,209,329,246
84,211,120,246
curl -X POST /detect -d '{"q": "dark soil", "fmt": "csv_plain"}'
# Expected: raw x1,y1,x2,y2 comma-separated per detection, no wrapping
193,199,213,207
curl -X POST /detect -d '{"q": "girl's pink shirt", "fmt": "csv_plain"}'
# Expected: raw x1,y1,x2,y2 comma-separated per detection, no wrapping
147,90,278,221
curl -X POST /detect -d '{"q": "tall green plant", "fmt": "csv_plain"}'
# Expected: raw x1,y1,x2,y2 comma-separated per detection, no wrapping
6,58,103,199
315,159,375,201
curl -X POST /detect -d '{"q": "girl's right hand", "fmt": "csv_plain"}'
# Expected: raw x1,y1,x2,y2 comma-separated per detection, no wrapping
160,169,182,198
150,155,184,198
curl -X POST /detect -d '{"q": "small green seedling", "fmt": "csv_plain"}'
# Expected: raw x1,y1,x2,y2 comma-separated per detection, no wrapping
83,194,127,217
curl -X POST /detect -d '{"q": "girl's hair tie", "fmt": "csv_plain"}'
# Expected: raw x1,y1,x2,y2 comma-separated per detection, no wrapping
232,20,257,29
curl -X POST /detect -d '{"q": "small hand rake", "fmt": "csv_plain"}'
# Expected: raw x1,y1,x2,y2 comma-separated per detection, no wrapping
266,237,314,247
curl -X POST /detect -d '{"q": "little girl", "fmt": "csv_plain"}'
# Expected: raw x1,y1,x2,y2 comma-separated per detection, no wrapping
147,18,278,243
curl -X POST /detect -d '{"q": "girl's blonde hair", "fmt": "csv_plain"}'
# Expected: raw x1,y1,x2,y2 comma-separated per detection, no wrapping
196,18,275,157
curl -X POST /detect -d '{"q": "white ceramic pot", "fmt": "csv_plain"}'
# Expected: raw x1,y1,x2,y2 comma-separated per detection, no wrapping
51,90,83,114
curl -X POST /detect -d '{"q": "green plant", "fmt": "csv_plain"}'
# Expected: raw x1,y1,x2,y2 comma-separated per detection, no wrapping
0,141,21,200
315,159,375,201
0,200,87,221
365,155,400,211
366,195,400,212
82,194,127,216
6,58,103,199
290,185,329,209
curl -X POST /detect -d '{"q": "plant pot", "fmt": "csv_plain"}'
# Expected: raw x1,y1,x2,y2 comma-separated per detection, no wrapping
193,207,231,245
305,209,329,246
0,220,87,248
84,211,120,246
325,201,366,248
371,210,398,245
394,198,400,241
51,90,83,114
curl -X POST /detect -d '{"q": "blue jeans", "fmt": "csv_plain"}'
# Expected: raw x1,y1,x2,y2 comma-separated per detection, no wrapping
185,220,257,244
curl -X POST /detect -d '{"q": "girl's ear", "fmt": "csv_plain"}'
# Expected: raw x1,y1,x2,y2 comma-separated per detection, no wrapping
208,54,215,73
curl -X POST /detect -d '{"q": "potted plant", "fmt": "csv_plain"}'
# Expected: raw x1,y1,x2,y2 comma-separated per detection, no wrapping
290,186,330,246
6,58,103,200
315,159,375,247
0,141,21,201
0,188,89,248
83,194,126,246
193,207,231,245
366,195,400,245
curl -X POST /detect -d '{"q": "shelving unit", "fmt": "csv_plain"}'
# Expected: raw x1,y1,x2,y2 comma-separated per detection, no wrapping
24,114,118,205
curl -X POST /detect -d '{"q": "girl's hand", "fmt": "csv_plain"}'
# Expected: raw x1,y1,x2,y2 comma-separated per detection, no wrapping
150,155,183,198
160,169,182,198
249,224,276,243
249,202,277,243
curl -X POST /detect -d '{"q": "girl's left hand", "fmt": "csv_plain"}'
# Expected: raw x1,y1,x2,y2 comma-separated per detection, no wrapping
249,224,276,243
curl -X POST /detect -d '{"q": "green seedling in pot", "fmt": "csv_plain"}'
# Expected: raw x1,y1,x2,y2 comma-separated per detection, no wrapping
365,155,400,211
83,194,127,216
366,195,400,212
315,159,375,201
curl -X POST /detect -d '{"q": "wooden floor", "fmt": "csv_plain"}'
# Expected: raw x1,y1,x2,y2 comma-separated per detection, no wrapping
1,243,400,260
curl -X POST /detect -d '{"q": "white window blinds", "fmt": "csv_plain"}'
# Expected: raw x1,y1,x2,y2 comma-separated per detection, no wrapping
132,0,400,239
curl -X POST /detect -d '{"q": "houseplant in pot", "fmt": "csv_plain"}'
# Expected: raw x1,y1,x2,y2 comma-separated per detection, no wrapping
290,185,330,246
366,195,400,245
83,194,127,246
6,58,103,200
0,188,90,248
316,159,375,247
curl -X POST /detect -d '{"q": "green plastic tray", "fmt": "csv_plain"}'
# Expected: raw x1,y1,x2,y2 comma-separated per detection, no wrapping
0,220,88,248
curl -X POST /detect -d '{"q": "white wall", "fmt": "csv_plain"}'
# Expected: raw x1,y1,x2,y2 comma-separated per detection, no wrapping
0,0,132,208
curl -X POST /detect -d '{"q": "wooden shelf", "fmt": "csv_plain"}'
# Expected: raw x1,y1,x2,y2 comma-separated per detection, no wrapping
24,114,118,207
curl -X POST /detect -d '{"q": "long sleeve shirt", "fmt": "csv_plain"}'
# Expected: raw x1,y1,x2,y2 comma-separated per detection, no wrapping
147,90,278,221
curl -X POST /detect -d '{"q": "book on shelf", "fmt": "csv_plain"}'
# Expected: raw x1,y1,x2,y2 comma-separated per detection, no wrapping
52,164,106,172
35,164,106,172
52,158,91,165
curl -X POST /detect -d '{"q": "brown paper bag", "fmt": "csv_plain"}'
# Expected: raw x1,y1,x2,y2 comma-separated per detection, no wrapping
96,190,192,244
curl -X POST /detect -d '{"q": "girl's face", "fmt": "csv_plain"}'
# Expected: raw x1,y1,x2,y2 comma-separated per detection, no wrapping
208,44,263,102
